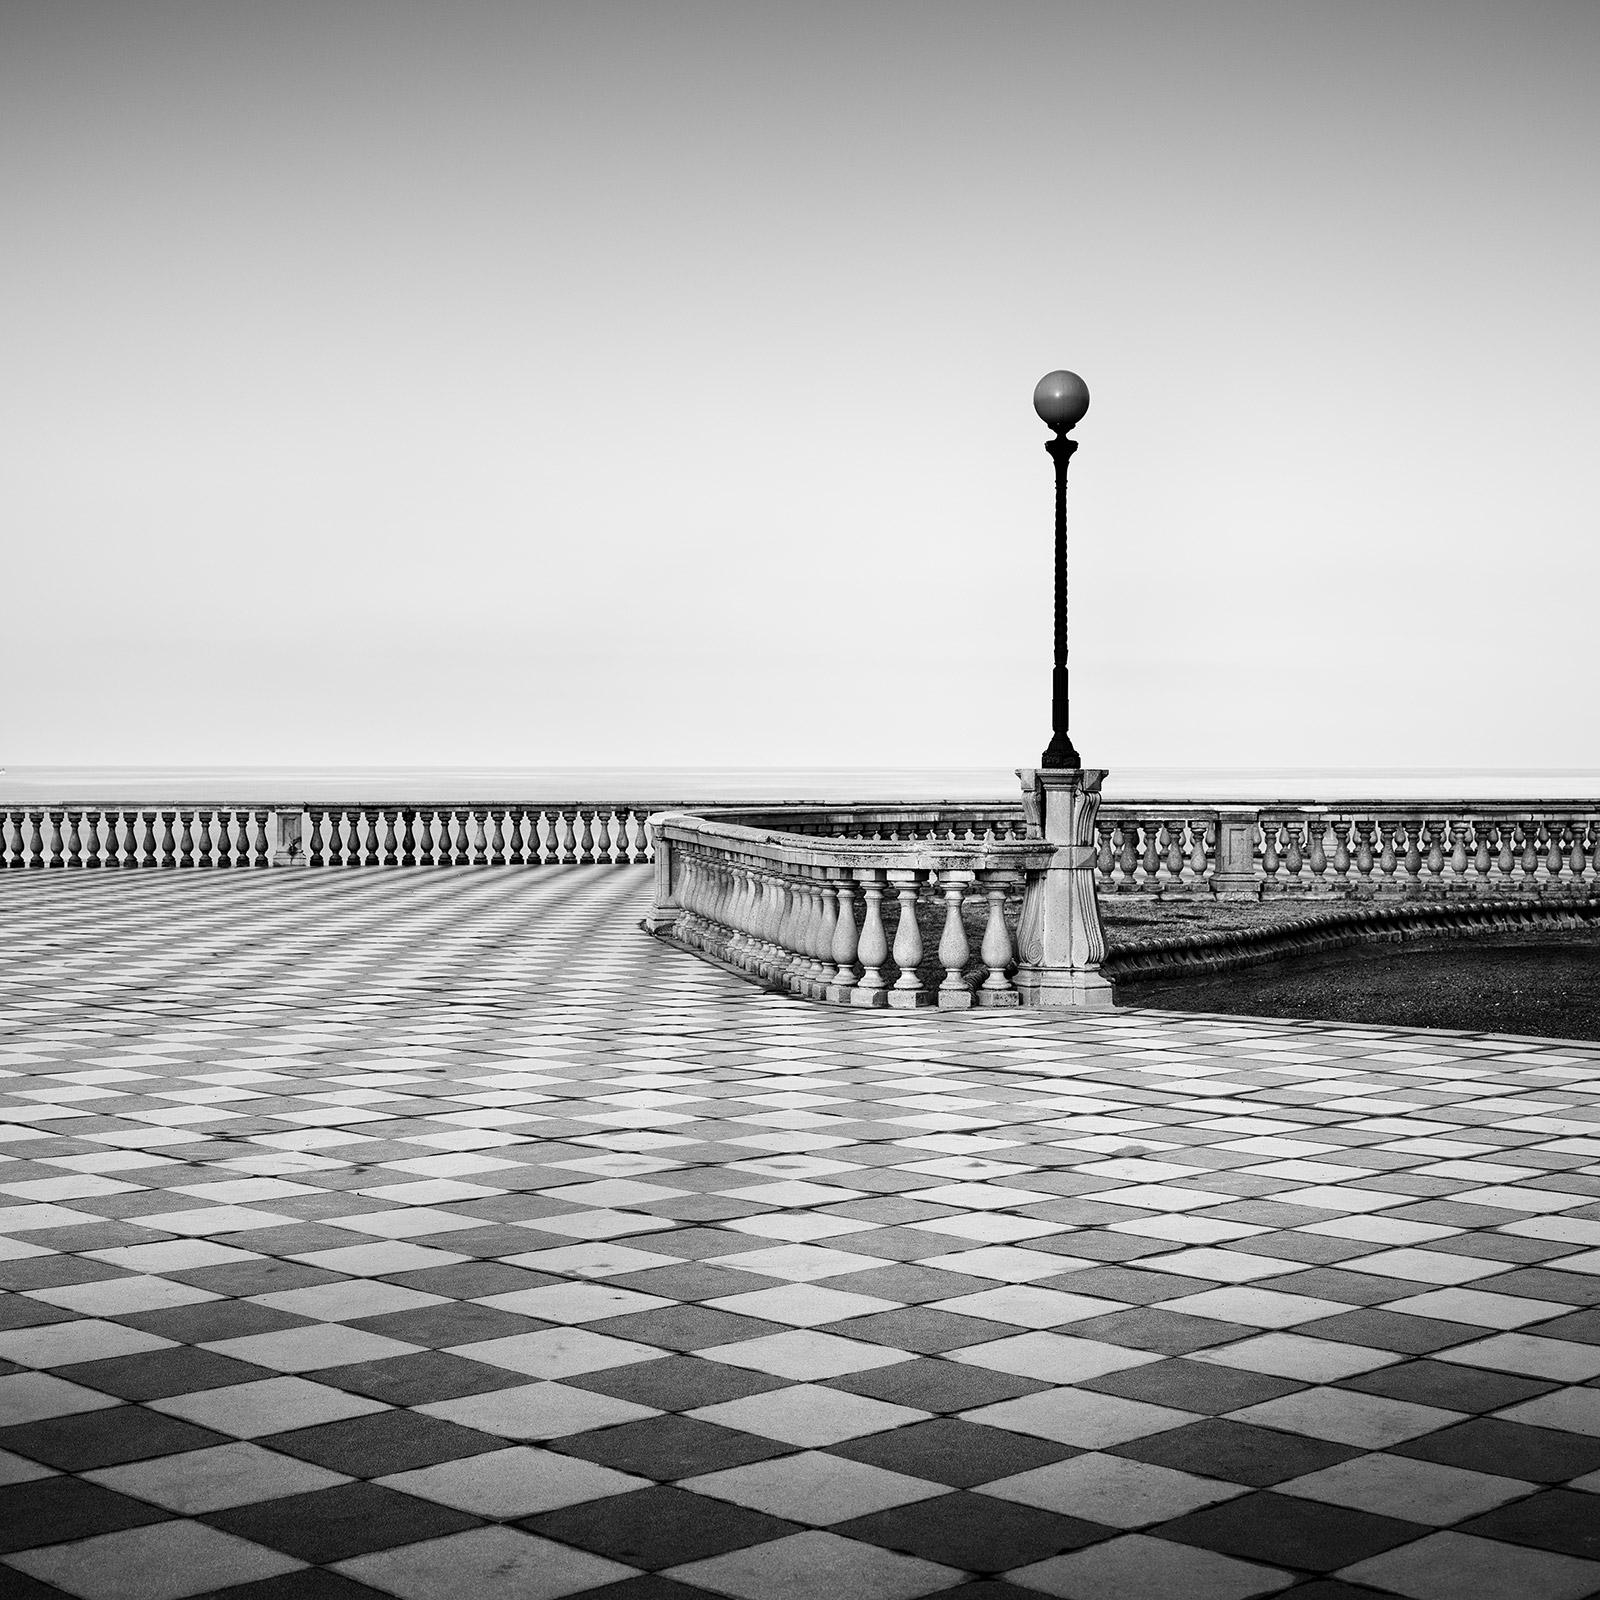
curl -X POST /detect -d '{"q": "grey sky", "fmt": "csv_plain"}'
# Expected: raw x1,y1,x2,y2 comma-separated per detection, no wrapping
3,1,1595,770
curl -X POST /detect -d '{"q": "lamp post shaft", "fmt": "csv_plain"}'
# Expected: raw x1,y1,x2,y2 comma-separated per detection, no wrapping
1041,431,1080,770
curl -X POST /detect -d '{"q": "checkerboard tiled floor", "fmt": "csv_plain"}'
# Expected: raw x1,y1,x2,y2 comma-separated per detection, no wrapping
3,866,1600,1600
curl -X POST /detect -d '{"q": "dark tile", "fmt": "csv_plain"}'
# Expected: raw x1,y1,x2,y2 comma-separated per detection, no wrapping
566,1354,790,1411
1418,1234,1579,1265
222,1224,374,1255
0,1257,129,1292
1112,1418,1360,1487
1486,1269,1600,1307
1042,1231,1172,1262
555,1413,791,1480
1082,1357,1303,1415
1296,1308,1483,1354
574,1578,726,1600
1276,1585,1395,1600
0,1475,170,1555
1253,1268,1412,1306
1159,1490,1423,1570
171,1260,344,1297
118,1301,311,1343
314,1350,525,1405
1066,1307,1252,1355
206,1482,480,1563
928,1585,1049,1600
1232,1233,1385,1267
830,1227,972,1262
1340,1361,1555,1414
609,1263,773,1303
268,1409,502,1475
1041,1265,1216,1304
0,1568,83,1600
380,1260,560,1299
57,1347,272,1402
822,1264,998,1303
589,1305,787,1352
839,1490,1104,1571
0,1407,229,1472
1458,1489,1600,1561
525,1485,797,1569
190,1570,392,1600
825,1356,1048,1413
626,1228,766,1261
821,1308,1019,1354
1194,1201,1335,1228
1536,1308,1600,1345
351,1302,550,1348
829,1418,1077,1488
1396,1418,1600,1482
0,1298,76,1331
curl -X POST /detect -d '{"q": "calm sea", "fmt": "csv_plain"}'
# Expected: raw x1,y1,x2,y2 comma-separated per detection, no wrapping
4,767,1600,804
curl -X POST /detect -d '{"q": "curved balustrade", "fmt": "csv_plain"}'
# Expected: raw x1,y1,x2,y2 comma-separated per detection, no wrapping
651,812,1053,1009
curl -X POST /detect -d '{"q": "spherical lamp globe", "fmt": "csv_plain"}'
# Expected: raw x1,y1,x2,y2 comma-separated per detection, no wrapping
1033,370,1090,433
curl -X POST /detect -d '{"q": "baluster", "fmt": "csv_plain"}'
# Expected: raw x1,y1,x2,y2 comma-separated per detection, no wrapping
1330,818,1351,888
480,809,500,866
786,879,816,993
1446,821,1468,885
1117,821,1138,889
511,808,532,864
0,812,16,869
252,810,270,868
27,812,45,869
1377,819,1398,890
1471,820,1492,888
1494,820,1515,887
1424,821,1445,887
377,810,395,866
173,811,193,868
936,871,973,1009
197,806,217,870
1140,819,1161,887
63,811,83,868
1580,822,1599,888
1260,821,1280,886
1352,819,1374,889
155,811,174,868
444,810,466,865
1401,820,1422,893
887,871,927,1008
219,811,239,869
827,881,857,1002
305,810,325,867
977,874,1019,1005
81,810,104,869
1163,819,1185,886
1096,819,1116,884
1546,822,1564,883
1519,821,1539,887
138,813,156,869
852,874,889,1006
631,812,650,864
1306,819,1327,887
556,810,575,864
1190,817,1212,889
1283,821,1304,891
394,809,414,866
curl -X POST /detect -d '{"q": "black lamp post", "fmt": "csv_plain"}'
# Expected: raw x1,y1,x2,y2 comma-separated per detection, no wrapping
1033,369,1090,770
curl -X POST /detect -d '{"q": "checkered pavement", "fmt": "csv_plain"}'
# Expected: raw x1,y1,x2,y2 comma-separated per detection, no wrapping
2,866,1599,1600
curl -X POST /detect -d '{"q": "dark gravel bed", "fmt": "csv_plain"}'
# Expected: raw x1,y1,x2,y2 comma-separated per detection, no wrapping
1117,929,1600,1042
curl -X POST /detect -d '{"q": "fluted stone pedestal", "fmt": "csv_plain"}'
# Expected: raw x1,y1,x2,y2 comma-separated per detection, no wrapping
1013,767,1116,1009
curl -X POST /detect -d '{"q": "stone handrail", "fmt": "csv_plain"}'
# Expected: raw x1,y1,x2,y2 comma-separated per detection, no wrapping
647,810,1054,1009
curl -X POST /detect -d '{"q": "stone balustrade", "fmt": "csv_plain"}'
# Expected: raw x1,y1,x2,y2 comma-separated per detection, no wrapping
0,804,666,870
1096,804,1600,900
647,811,1054,1009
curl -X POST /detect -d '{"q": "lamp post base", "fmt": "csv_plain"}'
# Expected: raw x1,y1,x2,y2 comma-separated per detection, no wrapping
1014,766,1115,1010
